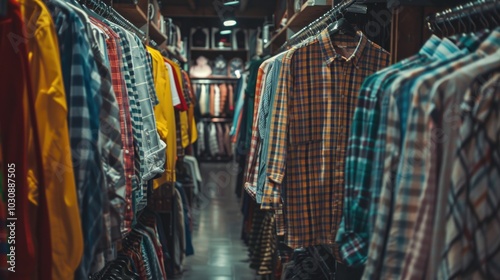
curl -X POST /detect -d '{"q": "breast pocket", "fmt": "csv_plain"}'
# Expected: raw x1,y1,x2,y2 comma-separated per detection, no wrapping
289,88,326,146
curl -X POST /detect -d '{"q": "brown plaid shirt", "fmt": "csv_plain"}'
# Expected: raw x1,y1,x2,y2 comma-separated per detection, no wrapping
265,29,389,253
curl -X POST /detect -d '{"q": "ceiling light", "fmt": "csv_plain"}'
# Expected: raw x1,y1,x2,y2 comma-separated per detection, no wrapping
220,29,232,35
223,19,237,27
224,0,239,6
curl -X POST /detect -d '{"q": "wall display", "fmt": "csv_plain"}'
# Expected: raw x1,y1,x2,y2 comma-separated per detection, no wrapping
232,28,248,50
212,27,232,49
190,27,210,48
228,58,244,77
190,56,212,78
212,55,228,76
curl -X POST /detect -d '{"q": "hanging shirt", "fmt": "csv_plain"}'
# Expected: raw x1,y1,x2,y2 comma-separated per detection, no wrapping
208,123,219,156
214,84,221,117
90,17,135,235
125,31,166,184
165,62,181,106
209,84,216,116
243,59,272,201
219,83,228,114
257,53,286,204
196,122,206,156
435,71,500,280
45,2,108,278
265,30,390,255
88,26,125,280
1,1,48,278
147,47,177,186
228,83,234,112
199,84,209,116
166,59,189,111
24,0,84,278
362,33,497,280
106,22,143,213
335,35,442,267
230,74,247,136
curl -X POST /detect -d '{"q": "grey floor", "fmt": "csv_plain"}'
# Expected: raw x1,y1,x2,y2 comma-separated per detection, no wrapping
175,162,259,280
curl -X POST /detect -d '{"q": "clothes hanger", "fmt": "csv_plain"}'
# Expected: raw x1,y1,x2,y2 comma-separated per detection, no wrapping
489,1,500,27
327,16,357,38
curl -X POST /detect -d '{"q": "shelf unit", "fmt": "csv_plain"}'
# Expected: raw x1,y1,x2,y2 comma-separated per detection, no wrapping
265,0,333,51
113,3,168,45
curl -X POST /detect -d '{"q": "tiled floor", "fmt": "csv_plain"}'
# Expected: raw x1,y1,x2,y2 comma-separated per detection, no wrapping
175,162,259,280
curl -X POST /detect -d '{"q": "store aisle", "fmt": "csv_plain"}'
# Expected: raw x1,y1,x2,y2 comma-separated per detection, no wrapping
177,163,258,280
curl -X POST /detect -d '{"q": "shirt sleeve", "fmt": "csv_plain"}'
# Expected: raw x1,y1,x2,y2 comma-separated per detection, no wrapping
261,53,293,209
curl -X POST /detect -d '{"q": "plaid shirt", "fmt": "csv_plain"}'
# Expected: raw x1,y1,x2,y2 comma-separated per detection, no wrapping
436,71,500,280
106,23,143,211
335,36,442,267
244,61,271,201
46,3,106,278
122,32,165,213
265,29,389,252
404,57,500,280
91,30,127,249
363,41,468,280
364,32,500,280
260,49,297,211
91,18,135,234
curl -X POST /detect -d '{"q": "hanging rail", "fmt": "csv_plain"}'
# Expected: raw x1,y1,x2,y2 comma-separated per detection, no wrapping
426,0,500,34
277,0,365,52
79,0,147,41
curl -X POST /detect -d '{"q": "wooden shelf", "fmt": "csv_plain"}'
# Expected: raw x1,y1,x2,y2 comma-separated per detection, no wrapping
166,47,188,63
149,21,168,46
264,1,332,49
114,4,148,27
114,3,167,45
191,47,248,52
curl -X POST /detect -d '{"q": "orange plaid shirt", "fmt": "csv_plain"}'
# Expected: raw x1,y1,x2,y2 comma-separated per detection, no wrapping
264,29,390,254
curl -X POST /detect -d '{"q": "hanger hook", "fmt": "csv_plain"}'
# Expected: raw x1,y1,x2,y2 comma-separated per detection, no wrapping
445,9,456,36
491,0,500,26
457,6,467,33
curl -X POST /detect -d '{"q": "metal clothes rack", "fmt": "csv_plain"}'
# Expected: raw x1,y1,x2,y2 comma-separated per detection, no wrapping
77,0,147,41
278,0,364,52
426,0,500,34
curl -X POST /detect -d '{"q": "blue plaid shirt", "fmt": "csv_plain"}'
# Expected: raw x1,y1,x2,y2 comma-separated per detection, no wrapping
362,35,491,280
46,1,104,278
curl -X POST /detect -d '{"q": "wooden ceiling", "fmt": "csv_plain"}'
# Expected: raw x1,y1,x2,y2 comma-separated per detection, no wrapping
160,0,276,19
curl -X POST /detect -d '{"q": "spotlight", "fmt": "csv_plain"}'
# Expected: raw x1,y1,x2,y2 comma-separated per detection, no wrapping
224,0,239,6
223,18,237,27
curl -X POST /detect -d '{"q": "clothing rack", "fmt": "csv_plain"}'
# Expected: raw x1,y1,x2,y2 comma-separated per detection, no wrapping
78,0,147,41
277,0,363,52
426,0,500,34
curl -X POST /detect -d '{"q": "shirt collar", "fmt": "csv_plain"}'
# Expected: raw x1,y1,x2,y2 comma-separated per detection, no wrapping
432,38,462,60
419,35,441,57
476,28,500,55
318,28,367,66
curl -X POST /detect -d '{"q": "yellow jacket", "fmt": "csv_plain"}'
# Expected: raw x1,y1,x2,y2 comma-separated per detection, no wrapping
24,0,83,278
147,47,177,185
